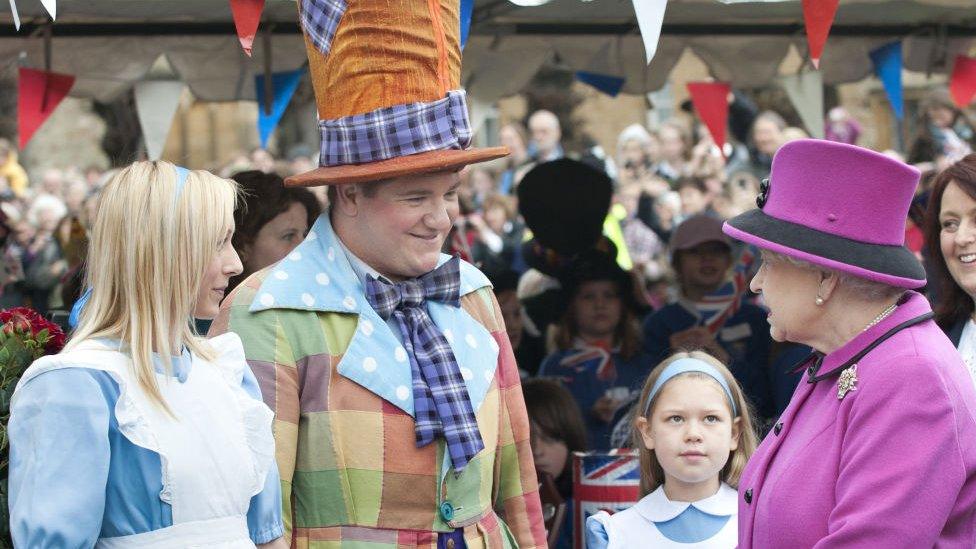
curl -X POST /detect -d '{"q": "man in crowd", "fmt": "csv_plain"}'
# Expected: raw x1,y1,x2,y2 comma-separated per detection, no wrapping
527,109,564,163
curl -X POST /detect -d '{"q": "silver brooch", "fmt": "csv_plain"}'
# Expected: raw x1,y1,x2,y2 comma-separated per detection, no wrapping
837,365,858,400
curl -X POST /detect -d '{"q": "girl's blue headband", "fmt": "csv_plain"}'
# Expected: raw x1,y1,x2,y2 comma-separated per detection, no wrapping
68,165,190,329
642,358,739,417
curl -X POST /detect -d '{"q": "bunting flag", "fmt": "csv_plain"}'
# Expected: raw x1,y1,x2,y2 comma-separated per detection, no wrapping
574,42,626,97
255,67,304,148
779,71,825,139
801,0,838,69
575,72,626,97
950,55,976,108
40,0,55,18
632,0,668,65
230,0,265,56
687,81,731,153
8,0,20,30
134,80,185,161
460,0,473,50
18,67,75,149
870,41,904,120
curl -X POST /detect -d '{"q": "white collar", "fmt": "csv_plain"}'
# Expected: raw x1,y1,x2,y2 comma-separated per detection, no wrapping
635,482,738,522
335,234,392,288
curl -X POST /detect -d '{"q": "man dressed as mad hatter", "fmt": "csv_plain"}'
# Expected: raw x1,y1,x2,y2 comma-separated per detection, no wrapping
210,1,547,547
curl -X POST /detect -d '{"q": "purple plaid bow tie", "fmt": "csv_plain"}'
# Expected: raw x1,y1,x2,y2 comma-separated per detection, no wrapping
363,257,485,471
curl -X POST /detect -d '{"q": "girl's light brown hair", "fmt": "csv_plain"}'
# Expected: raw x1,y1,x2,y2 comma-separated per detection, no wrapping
631,350,757,496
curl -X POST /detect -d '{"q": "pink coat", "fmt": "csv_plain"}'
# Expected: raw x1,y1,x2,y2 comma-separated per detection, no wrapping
739,291,976,547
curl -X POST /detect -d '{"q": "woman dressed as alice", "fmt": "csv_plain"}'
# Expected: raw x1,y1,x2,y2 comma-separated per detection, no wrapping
8,162,287,548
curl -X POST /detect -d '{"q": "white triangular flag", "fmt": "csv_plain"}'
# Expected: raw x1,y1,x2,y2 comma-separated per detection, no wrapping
40,0,55,19
134,80,184,161
779,71,824,139
633,0,668,64
8,0,20,30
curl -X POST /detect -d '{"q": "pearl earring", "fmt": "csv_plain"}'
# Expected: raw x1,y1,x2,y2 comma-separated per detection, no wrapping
815,296,825,306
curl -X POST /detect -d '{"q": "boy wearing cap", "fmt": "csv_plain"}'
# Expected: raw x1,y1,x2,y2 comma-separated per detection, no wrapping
210,1,546,547
641,214,775,421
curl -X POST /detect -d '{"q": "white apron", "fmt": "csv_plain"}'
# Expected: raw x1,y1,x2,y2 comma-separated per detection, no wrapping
15,333,275,548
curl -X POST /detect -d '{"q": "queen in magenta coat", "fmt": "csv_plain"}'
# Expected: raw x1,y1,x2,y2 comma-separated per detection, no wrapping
722,139,976,547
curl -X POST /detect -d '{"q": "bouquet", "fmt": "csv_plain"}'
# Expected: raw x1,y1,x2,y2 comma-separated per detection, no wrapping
0,307,66,548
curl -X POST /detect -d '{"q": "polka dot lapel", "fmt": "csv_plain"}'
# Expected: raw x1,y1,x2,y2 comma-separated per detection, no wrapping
248,215,499,417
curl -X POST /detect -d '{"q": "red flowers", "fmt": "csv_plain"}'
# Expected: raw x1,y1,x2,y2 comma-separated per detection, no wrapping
0,307,66,355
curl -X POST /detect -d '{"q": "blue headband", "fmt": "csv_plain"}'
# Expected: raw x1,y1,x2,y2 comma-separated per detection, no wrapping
173,165,189,198
68,287,91,329
69,165,191,330
643,358,738,417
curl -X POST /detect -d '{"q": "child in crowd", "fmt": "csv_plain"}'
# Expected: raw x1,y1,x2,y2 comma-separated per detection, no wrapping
642,214,774,422
676,176,714,218
491,270,546,377
523,378,588,549
586,351,757,548
538,250,653,449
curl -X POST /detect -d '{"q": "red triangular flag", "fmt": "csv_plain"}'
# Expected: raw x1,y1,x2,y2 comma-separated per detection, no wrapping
950,55,976,108
687,81,731,154
18,67,75,150
230,0,265,56
802,0,839,70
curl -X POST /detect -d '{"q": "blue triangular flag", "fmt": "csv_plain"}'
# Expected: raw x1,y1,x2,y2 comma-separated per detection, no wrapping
870,41,903,120
255,68,305,148
461,0,473,50
575,71,626,97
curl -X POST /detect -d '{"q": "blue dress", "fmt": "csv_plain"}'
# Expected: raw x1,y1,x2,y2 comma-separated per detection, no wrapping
8,339,284,547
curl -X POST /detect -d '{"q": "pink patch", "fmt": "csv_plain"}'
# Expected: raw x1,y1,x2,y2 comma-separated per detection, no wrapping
493,331,520,389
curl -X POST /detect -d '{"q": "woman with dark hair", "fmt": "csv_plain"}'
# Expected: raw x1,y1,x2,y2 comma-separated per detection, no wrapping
925,153,976,385
228,170,321,292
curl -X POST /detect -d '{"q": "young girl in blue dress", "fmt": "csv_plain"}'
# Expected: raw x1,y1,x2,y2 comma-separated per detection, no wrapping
8,161,286,547
586,351,756,548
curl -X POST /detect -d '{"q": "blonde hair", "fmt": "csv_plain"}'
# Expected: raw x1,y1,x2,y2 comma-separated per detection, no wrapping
67,161,239,413
632,351,757,495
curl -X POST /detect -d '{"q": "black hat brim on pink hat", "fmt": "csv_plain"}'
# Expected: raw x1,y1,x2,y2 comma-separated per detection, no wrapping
723,139,926,289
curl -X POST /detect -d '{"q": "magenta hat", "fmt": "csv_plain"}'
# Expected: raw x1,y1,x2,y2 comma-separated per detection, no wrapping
722,139,925,288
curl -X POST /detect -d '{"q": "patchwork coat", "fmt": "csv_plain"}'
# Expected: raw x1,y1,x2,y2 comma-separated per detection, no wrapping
211,215,546,548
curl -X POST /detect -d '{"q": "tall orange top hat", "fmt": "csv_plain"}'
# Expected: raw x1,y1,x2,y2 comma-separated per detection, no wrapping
285,0,508,187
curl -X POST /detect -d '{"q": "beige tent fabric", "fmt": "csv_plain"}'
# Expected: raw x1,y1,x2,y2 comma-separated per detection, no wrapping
1,0,973,101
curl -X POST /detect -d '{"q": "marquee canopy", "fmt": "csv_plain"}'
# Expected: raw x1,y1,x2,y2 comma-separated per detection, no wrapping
1,0,973,102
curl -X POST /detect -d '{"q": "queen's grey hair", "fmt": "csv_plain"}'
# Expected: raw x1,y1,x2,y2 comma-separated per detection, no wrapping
761,250,905,303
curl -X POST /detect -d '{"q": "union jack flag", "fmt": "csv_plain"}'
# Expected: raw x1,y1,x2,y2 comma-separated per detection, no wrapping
559,344,615,381
572,450,640,549
698,246,757,335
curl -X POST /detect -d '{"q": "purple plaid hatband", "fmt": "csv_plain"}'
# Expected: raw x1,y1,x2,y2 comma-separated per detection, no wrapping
363,257,485,472
320,89,474,167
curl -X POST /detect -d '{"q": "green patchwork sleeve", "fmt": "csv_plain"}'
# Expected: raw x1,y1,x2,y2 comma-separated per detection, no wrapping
212,280,300,543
